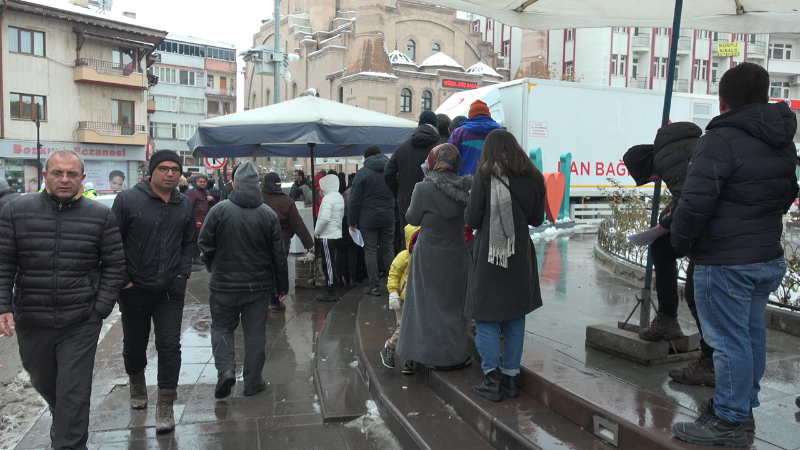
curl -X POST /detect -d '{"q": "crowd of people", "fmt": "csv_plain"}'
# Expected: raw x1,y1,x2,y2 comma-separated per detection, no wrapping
0,61,798,450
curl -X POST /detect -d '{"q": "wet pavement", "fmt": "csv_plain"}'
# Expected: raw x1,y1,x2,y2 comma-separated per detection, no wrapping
9,233,800,449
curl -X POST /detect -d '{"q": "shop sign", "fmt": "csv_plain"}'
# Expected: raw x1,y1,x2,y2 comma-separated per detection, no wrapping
0,140,145,161
442,79,478,90
717,42,740,56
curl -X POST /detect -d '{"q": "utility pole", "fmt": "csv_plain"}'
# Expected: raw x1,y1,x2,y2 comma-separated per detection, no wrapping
273,0,282,173
31,104,42,189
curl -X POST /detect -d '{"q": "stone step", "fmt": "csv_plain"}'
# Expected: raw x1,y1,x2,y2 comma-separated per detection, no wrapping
313,289,370,423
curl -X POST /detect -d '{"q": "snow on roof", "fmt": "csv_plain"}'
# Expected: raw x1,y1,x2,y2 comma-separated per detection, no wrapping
420,52,463,70
165,34,235,49
466,61,502,78
16,0,165,33
388,50,418,66
351,71,398,79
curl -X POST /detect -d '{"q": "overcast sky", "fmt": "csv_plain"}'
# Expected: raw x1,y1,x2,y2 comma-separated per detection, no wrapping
112,0,278,110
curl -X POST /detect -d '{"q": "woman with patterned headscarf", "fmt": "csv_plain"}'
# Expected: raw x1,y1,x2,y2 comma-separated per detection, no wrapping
395,144,473,372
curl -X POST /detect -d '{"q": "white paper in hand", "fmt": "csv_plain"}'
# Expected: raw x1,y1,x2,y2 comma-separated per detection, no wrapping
627,226,669,246
350,228,365,247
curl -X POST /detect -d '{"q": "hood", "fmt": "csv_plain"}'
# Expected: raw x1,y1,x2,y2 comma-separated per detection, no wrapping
134,179,182,203
654,122,702,154
319,174,340,195
404,224,421,250
426,171,471,220
461,115,503,135
314,173,325,190
228,185,265,208
364,153,390,173
410,124,441,148
707,102,797,149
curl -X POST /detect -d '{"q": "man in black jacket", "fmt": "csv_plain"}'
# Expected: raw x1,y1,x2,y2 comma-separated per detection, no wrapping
199,162,289,398
0,149,126,450
0,178,21,211
112,150,195,433
671,63,798,447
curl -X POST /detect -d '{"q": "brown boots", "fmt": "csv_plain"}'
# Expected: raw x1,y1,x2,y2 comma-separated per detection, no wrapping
128,371,148,409
639,311,685,341
155,388,177,433
669,353,716,386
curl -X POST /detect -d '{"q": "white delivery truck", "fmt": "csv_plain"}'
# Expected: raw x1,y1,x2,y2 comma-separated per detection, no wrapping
436,78,720,199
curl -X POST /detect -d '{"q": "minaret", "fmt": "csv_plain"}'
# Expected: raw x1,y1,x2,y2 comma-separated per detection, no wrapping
310,0,336,33
515,30,549,79
345,0,394,76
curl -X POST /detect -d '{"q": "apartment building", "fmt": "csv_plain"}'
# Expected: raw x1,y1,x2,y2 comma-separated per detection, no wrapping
0,0,166,192
148,34,236,172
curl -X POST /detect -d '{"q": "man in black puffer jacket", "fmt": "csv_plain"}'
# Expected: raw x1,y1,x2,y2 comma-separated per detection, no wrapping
671,63,798,447
0,149,126,450
111,150,195,433
0,178,21,211
199,161,289,399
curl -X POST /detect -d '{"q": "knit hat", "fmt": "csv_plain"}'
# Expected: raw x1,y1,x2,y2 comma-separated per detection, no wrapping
623,144,656,186
364,145,381,159
419,110,438,128
234,161,260,189
148,150,182,177
426,143,462,173
0,178,9,190
468,100,491,118
449,115,467,134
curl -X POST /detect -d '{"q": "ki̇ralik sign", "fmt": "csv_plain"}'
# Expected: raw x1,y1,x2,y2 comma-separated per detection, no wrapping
716,42,740,57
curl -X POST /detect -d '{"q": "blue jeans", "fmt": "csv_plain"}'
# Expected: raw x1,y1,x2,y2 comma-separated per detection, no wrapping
694,257,786,423
475,316,526,376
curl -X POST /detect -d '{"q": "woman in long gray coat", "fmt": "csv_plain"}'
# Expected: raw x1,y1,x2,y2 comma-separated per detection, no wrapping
465,130,546,402
396,144,472,370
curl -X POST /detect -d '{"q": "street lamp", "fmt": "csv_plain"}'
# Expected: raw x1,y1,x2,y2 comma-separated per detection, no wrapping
31,103,42,190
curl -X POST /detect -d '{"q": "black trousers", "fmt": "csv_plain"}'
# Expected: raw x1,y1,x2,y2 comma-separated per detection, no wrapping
119,278,186,389
336,243,358,283
17,313,103,450
651,235,713,358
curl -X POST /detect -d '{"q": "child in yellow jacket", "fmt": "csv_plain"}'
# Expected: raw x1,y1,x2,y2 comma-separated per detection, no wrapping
380,224,420,375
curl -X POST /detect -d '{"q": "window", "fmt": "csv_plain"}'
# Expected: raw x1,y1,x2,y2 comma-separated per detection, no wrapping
769,43,793,60
150,122,177,139
503,40,510,57
400,88,412,113
693,59,700,79
421,90,432,111
292,83,297,99
633,27,641,36
10,93,46,120
771,82,790,98
206,47,236,62
152,66,176,84
611,54,618,75
266,89,271,106
179,124,198,140
711,62,719,82
338,86,343,103
207,74,214,89
252,94,256,109
566,29,574,41
619,55,626,75
113,46,136,72
432,43,441,55
748,34,757,44
654,57,668,78
695,30,709,38
701,60,708,80
487,19,493,30
613,27,626,33
208,100,220,115
565,60,574,76
473,20,480,32
112,100,135,135
9,27,45,56
631,58,639,78
179,70,196,86
406,39,416,61
223,102,231,114
154,95,177,111
180,97,205,114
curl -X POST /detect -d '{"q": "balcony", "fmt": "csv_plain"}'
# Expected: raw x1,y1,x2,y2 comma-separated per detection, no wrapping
73,59,145,90
206,88,236,98
767,58,800,76
748,41,767,56
673,79,689,92
629,76,648,89
76,121,147,146
631,33,650,51
147,95,156,114
677,36,692,54
710,83,719,94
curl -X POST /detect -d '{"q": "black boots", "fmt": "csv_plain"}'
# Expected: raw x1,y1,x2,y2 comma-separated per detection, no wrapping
501,374,519,398
472,369,502,402
316,286,338,302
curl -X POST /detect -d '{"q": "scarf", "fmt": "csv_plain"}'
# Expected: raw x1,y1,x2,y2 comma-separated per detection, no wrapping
488,173,515,268
426,143,462,173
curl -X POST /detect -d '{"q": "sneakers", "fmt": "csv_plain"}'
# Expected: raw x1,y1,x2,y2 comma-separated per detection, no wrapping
243,380,267,397
472,368,503,402
672,413,748,447
402,360,414,375
214,369,236,399
501,374,519,398
700,398,755,433
363,286,381,296
269,303,286,312
639,311,685,341
380,345,396,369
669,353,716,387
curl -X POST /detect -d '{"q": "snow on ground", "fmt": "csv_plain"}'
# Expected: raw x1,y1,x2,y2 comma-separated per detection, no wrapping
345,400,403,449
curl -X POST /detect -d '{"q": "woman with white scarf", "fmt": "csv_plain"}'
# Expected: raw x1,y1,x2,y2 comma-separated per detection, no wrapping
465,130,546,402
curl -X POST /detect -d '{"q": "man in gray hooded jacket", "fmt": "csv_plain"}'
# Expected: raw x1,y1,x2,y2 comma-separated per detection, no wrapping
199,161,289,399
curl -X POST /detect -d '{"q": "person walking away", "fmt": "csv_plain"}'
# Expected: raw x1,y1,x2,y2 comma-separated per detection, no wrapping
207,179,222,203
624,123,717,387
112,150,196,433
448,100,503,176
82,181,97,198
315,174,345,301
396,144,472,370
464,130,546,402
261,172,314,311
381,224,420,375
436,114,452,145
670,62,798,447
0,149,126,449
199,162,290,398
0,178,21,211
449,115,467,135
187,174,216,264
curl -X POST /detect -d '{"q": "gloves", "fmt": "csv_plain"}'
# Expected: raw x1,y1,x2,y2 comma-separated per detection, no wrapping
389,291,401,310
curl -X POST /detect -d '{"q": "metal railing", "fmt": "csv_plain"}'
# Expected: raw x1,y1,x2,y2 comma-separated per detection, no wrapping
677,36,691,50
673,79,689,92
749,41,767,54
631,33,649,47
709,84,719,94
78,121,144,136
75,58,142,77
206,88,236,97
629,76,648,89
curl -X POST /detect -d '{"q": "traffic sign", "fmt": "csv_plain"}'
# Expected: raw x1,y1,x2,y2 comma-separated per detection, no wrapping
206,158,227,170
